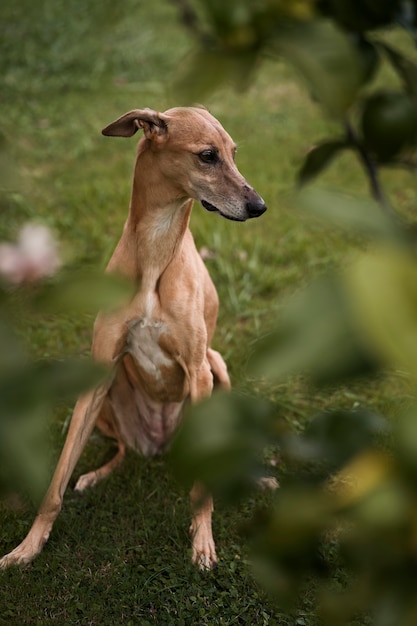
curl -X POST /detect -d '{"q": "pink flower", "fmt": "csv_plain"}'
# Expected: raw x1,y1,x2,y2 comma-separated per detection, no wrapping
0,223,61,284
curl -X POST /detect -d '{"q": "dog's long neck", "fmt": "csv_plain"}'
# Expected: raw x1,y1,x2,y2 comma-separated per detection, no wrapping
127,147,193,295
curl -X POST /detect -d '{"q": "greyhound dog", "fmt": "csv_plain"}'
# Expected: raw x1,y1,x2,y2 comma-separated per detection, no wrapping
0,106,266,571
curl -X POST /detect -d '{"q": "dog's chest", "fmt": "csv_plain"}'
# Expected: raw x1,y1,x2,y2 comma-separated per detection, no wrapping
125,316,185,399
127,317,171,376
120,316,186,455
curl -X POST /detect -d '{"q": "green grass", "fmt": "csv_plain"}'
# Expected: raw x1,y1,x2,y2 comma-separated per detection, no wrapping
0,1,414,624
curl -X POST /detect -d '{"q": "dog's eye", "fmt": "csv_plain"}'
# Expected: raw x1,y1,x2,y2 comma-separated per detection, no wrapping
198,149,217,164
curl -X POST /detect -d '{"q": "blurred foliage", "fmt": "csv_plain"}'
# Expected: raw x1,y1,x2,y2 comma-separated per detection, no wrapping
170,1,417,624
171,391,279,501
0,257,133,503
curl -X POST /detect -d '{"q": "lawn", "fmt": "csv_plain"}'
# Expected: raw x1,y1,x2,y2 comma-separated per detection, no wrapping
0,1,414,624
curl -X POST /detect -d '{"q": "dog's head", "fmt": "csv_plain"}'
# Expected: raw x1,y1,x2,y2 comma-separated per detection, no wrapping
102,106,266,222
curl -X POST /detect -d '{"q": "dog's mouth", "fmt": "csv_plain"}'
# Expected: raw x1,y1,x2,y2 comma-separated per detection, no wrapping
201,200,245,222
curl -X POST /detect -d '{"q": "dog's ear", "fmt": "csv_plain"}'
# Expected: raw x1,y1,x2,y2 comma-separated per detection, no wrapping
102,109,168,140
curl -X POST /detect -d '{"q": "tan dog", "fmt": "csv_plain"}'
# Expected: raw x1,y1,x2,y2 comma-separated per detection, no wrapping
0,106,266,570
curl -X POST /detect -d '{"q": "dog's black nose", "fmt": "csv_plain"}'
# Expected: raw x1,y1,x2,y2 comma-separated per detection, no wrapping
246,199,267,218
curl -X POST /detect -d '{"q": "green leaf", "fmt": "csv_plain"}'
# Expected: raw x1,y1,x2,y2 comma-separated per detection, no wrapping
298,188,406,242
395,407,417,476
34,357,109,402
356,36,380,85
0,358,108,413
273,19,363,118
251,273,379,385
297,140,349,187
0,356,107,501
173,47,258,102
248,487,331,603
0,402,50,503
170,391,276,500
30,269,134,315
284,408,388,472
345,247,417,378
378,42,417,99
200,0,256,41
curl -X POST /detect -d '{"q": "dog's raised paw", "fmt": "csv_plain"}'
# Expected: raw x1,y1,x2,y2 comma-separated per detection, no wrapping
74,471,99,493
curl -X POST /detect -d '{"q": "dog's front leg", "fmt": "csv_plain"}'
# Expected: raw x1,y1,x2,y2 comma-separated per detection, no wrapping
189,349,232,569
0,384,109,568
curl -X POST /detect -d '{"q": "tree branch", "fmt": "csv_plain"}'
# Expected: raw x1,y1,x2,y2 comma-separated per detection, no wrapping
345,121,395,218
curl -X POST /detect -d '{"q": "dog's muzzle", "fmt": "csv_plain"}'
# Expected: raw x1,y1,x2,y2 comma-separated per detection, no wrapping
246,199,267,218
201,199,267,222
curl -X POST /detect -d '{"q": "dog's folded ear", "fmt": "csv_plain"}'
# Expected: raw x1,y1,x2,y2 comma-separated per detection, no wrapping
102,109,169,140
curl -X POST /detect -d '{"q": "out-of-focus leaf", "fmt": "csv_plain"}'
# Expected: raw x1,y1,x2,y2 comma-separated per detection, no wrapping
30,269,134,315
173,47,258,102
273,19,363,117
345,247,417,377
360,89,417,162
34,357,109,402
0,357,108,413
378,42,417,98
317,0,402,32
0,357,107,501
351,480,412,530
248,487,332,604
298,188,406,242
200,0,259,44
0,403,50,504
283,408,388,473
297,140,349,187
252,489,331,553
356,35,380,84
251,273,379,385
393,407,417,477
170,391,276,500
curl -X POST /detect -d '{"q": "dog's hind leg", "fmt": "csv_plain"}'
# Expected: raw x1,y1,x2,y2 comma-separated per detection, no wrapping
207,348,231,391
0,384,110,568
190,481,217,570
74,396,126,492
188,350,231,570
74,442,125,493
